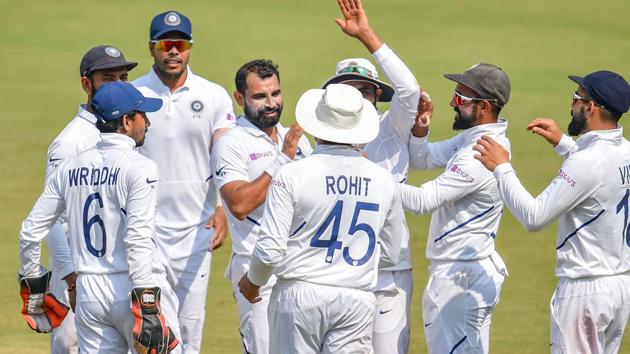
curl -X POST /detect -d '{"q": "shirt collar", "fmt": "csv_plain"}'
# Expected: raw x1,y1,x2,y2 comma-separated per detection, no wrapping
461,118,508,143
77,104,97,124
148,65,193,94
313,144,362,157
576,127,624,149
97,133,137,150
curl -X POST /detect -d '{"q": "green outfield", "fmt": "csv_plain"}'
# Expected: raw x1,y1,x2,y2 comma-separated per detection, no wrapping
1,0,629,352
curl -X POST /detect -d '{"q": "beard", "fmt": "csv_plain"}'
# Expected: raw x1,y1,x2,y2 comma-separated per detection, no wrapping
245,103,283,129
154,58,186,81
567,107,586,136
452,105,478,130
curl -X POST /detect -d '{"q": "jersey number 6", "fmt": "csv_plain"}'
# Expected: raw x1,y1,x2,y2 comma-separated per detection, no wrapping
310,200,379,266
83,192,107,257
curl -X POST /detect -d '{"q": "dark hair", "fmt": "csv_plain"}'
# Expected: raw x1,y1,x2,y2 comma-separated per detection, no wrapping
93,110,140,133
581,90,621,122
235,59,280,94
96,117,123,133
489,102,502,116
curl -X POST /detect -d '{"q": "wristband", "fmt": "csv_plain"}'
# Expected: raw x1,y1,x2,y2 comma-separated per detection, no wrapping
264,152,292,177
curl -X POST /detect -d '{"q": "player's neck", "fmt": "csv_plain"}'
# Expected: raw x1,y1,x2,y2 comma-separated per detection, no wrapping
154,65,188,92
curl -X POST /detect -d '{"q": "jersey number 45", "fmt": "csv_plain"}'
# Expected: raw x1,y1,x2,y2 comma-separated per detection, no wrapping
310,200,379,266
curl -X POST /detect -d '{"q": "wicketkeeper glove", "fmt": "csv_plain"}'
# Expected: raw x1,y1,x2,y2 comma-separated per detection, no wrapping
131,287,179,354
18,271,69,333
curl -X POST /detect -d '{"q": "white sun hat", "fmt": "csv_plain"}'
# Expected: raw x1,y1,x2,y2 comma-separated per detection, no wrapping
321,58,395,102
296,84,379,145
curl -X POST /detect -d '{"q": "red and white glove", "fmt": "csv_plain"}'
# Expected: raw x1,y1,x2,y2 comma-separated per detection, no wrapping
19,271,69,333
131,287,179,354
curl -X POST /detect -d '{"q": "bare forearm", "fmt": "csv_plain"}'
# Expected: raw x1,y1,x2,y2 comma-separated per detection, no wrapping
222,174,272,219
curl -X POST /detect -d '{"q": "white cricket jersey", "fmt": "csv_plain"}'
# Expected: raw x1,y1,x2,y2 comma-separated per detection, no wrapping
133,67,235,249
19,134,164,288
248,145,404,290
44,105,101,280
364,44,420,271
493,128,630,279
401,120,511,261
211,116,313,256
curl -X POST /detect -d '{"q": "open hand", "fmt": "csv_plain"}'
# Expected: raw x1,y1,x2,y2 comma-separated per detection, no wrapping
473,135,510,171
281,124,305,159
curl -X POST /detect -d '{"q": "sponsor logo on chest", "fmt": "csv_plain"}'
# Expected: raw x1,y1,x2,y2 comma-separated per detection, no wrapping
249,150,274,161
449,164,475,183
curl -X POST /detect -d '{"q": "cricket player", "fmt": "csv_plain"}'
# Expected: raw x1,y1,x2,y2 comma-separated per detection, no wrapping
211,59,312,354
322,1,421,351
238,83,404,354
19,81,181,353
44,44,138,354
474,70,630,354
132,11,236,353
400,63,511,353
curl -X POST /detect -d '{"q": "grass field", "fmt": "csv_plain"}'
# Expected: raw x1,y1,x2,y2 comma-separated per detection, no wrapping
1,0,629,353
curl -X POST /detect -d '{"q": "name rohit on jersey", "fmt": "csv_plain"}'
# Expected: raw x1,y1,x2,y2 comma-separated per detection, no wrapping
68,167,120,187
326,175,371,197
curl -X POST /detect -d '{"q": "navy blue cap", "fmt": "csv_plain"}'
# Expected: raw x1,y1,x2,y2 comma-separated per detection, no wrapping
80,45,137,77
150,11,192,41
92,82,163,121
569,70,630,116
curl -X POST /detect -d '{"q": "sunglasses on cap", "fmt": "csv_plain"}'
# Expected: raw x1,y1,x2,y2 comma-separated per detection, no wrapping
150,39,193,52
338,65,375,78
452,91,498,106
572,91,605,109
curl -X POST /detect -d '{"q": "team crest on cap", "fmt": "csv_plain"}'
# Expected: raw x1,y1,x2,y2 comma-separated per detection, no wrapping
104,47,121,57
164,12,181,26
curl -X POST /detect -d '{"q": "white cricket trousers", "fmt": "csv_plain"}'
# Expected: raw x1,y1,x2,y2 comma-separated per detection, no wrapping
423,253,506,354
372,269,413,354
228,253,276,354
75,272,182,354
269,280,377,354
550,272,630,354
156,224,213,354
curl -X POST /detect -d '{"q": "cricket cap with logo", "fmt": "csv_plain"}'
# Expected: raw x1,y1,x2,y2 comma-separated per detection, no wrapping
444,63,511,108
79,45,137,77
92,81,163,121
569,70,630,118
296,84,379,145
322,58,395,102
150,10,193,41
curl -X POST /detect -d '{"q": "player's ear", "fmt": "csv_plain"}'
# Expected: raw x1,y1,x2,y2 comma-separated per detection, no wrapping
149,41,156,58
375,87,383,102
234,90,245,108
81,76,92,96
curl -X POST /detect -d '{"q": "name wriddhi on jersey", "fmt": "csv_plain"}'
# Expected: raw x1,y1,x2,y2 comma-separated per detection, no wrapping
325,175,371,197
68,167,121,187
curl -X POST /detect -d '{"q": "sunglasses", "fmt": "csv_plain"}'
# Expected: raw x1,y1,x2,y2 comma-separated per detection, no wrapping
338,65,374,78
572,91,605,109
151,39,193,52
452,91,497,106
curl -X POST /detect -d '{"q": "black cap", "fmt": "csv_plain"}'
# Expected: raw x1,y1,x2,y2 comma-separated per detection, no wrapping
569,70,630,117
444,63,511,107
79,45,137,77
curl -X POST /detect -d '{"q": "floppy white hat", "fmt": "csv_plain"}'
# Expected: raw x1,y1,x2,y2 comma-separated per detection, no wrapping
321,58,395,102
296,84,379,145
